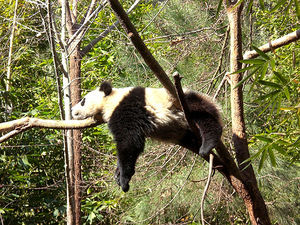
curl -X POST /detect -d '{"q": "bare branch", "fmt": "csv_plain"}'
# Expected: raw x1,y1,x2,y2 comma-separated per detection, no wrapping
0,117,100,143
243,29,300,59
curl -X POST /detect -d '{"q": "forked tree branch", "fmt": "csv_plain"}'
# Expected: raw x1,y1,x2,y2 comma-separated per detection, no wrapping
243,29,300,59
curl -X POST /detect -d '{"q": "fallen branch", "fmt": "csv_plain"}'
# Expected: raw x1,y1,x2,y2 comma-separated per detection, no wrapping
243,29,300,59
0,117,100,143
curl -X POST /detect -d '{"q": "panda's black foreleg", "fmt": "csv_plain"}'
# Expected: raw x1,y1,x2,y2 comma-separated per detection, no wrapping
196,115,222,157
115,138,144,192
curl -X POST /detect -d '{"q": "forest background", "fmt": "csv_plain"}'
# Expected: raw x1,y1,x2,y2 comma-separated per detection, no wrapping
0,0,299,224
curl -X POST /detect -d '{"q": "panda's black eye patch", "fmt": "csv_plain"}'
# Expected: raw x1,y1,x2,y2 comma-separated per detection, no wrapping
81,98,86,106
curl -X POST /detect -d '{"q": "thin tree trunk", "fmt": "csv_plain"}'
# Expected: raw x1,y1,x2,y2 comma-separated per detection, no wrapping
61,0,76,224
69,44,82,225
225,1,271,224
6,0,18,92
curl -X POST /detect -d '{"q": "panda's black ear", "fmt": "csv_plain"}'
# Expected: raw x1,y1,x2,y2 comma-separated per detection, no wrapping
99,81,112,96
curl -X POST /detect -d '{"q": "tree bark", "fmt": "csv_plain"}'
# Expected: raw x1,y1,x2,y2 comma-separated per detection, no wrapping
69,44,82,225
225,1,271,224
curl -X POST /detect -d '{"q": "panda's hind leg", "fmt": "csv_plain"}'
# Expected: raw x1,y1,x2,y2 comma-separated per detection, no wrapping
196,114,222,157
115,138,144,192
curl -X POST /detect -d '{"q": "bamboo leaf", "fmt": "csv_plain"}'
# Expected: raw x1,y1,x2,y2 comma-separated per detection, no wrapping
240,59,266,64
231,64,258,74
246,0,254,14
272,143,286,155
283,86,290,101
216,0,223,18
258,80,282,89
251,45,270,60
269,58,276,71
256,135,273,143
258,148,268,172
257,90,280,101
268,148,277,167
259,62,269,80
273,71,288,84
234,67,260,89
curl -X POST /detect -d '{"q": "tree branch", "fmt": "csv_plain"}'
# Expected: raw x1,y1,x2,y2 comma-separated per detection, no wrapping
243,29,300,59
0,117,100,143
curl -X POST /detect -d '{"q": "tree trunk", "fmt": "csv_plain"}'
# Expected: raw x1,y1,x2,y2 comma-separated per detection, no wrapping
69,44,82,225
225,1,271,224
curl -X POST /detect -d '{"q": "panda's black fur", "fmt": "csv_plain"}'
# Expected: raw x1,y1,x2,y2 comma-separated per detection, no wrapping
72,81,222,192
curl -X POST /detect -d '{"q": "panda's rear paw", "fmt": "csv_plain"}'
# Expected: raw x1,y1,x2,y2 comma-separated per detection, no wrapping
199,141,216,157
120,176,130,192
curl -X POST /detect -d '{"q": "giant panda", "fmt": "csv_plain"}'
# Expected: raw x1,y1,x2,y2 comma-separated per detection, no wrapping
72,81,222,192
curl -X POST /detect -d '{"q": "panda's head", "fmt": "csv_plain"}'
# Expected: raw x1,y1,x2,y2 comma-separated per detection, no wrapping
72,81,112,121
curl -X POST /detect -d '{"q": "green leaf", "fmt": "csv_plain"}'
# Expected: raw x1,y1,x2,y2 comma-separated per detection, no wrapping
270,0,287,12
216,0,223,18
295,0,300,19
269,58,276,71
273,71,288,84
257,90,280,101
256,135,273,143
258,80,282,89
231,64,258,74
240,59,266,64
259,62,269,80
251,45,270,60
268,148,277,167
246,0,254,14
283,86,290,101
272,143,286,155
258,148,268,172
234,67,260,88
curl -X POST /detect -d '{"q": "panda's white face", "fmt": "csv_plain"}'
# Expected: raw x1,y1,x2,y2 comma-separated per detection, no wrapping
72,89,105,120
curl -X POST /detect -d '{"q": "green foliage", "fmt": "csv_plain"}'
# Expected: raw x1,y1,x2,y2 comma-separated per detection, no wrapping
0,0,299,224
